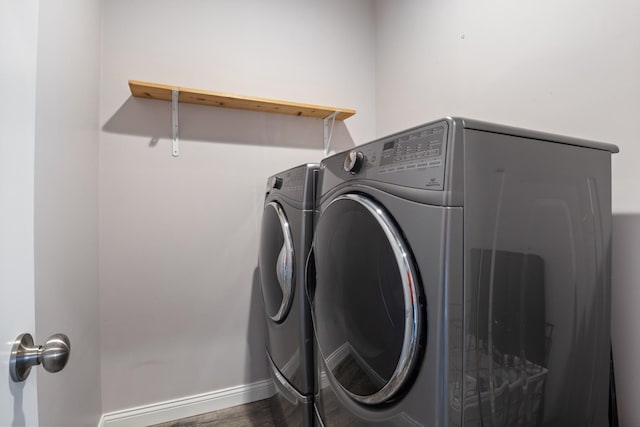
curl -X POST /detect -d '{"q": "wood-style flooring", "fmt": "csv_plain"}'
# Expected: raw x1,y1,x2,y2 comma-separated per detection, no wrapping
148,399,276,427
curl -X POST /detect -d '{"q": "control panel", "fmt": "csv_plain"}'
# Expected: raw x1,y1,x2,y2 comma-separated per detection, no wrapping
265,165,319,210
338,122,448,190
268,167,306,193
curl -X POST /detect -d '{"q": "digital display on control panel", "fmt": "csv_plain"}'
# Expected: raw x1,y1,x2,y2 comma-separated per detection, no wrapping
383,141,395,151
379,126,445,167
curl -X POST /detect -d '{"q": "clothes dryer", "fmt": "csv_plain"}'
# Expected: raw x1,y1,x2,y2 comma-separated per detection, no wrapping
259,163,318,427
308,118,618,426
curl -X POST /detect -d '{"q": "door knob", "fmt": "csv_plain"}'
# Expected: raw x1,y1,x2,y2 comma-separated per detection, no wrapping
9,333,70,382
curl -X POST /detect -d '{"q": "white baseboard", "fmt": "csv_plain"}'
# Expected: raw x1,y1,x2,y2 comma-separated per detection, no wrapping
98,379,275,427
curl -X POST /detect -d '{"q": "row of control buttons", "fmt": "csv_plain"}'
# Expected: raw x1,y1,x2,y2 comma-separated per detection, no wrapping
393,149,440,162
398,127,443,142
396,141,441,154
378,159,442,174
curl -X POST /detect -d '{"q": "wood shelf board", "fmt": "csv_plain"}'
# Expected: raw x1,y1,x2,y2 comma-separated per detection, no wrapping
129,80,355,121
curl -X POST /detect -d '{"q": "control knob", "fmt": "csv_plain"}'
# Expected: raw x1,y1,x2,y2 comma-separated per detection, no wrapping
344,151,365,175
269,176,283,190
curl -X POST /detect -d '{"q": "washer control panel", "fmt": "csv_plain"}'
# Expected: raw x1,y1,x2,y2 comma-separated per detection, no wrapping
265,164,314,203
283,167,306,192
342,122,448,190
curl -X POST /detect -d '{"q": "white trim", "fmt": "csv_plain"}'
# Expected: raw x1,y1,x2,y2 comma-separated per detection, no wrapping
98,379,275,427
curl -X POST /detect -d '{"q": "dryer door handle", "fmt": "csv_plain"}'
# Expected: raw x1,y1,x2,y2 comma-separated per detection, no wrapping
305,247,316,304
276,243,292,294
263,201,295,323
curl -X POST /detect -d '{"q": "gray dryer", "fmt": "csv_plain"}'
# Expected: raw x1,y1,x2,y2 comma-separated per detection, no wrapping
309,118,618,426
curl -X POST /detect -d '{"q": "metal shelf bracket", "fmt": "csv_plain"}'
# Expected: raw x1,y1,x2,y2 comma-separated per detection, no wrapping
323,111,338,156
171,89,180,157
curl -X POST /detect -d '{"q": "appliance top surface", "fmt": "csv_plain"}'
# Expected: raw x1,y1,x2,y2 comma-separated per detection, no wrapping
455,117,619,153
267,163,320,181
269,163,320,178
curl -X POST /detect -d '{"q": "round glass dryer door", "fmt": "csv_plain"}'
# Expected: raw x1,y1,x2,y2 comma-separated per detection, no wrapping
313,193,423,405
259,201,295,323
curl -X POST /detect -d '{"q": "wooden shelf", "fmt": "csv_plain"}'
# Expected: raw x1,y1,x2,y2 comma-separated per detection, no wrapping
128,80,356,121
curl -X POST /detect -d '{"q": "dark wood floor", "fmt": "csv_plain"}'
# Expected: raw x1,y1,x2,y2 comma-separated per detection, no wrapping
148,399,276,427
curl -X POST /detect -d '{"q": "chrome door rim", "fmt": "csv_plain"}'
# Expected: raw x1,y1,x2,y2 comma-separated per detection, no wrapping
316,193,422,405
264,201,295,323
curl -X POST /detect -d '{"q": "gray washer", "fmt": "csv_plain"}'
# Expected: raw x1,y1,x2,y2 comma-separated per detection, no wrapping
310,117,617,426
259,163,319,427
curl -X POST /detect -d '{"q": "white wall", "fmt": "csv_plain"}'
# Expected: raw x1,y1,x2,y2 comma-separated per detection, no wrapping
99,0,376,413
374,0,640,425
34,0,103,425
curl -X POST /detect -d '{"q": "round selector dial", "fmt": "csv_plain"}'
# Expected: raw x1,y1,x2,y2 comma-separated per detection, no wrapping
343,151,365,175
269,176,284,190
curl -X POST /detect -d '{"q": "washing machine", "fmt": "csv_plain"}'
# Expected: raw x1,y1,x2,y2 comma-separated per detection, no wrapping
308,117,618,426
259,163,319,427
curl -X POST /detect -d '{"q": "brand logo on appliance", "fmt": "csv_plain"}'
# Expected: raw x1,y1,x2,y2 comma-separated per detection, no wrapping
426,178,439,187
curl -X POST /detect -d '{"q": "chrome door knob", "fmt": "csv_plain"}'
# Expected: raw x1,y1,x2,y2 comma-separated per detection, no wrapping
40,334,71,373
9,333,71,382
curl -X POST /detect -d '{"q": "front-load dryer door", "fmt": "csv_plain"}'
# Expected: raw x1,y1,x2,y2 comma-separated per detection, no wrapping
260,201,295,323
312,193,424,405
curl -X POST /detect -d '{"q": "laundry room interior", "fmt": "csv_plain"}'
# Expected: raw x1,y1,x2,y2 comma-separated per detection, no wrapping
2,0,639,426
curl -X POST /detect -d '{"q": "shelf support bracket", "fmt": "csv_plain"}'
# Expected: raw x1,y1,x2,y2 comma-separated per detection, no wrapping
323,111,338,156
171,89,180,157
